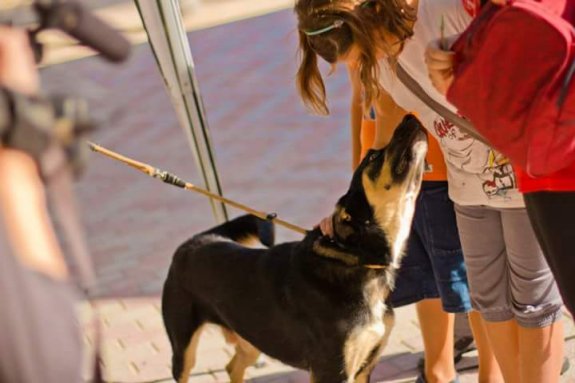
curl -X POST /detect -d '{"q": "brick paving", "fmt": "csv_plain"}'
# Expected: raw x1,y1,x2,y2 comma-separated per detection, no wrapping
39,6,575,383
81,298,574,383
42,9,351,298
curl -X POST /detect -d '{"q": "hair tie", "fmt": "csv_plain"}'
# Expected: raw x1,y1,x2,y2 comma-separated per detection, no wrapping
303,19,344,36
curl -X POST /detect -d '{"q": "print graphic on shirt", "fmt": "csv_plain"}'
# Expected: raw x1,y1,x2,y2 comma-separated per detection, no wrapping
478,148,516,199
433,117,486,171
481,163,516,198
461,0,479,17
433,117,517,199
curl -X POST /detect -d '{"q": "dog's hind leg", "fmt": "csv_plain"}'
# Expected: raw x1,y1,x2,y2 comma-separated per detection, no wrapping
166,313,204,383
162,276,204,383
175,324,204,383
222,328,260,383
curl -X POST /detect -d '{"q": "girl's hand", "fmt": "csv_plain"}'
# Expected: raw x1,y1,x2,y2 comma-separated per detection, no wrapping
425,38,456,96
316,215,334,237
424,1,507,94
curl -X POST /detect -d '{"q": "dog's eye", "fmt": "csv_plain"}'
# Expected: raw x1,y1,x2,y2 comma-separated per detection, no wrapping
369,152,381,162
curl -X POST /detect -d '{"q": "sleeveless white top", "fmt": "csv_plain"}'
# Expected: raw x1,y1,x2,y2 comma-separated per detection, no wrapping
379,0,524,208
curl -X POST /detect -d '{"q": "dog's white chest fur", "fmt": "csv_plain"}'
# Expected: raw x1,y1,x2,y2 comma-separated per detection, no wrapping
343,278,393,381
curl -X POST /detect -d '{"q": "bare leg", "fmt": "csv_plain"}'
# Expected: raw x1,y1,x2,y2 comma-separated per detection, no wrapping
416,299,456,383
519,320,564,383
468,311,504,383
482,319,520,383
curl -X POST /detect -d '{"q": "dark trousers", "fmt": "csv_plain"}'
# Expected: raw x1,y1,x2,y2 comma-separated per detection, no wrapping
524,191,575,316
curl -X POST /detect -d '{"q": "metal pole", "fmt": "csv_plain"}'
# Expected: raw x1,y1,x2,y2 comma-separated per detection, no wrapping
134,0,228,223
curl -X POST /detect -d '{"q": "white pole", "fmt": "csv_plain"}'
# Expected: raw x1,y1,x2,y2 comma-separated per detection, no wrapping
135,0,228,223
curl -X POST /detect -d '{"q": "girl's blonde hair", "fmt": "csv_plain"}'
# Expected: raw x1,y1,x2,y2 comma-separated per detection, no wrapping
295,0,416,114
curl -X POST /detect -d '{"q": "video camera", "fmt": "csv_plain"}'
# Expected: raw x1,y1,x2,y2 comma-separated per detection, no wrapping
0,0,131,176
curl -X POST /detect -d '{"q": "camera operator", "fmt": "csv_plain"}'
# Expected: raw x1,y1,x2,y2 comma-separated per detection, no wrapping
0,0,131,379
0,25,86,382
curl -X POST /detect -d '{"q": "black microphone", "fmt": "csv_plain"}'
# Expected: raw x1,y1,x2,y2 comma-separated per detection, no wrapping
37,1,131,63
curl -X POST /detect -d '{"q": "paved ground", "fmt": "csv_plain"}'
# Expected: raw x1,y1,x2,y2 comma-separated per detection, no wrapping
80,298,574,383
39,4,575,383
42,8,351,298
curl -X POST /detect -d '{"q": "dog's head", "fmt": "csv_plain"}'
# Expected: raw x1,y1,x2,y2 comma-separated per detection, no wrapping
331,114,427,268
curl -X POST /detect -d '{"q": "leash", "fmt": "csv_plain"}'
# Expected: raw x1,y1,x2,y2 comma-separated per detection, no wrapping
89,143,386,270
88,142,308,235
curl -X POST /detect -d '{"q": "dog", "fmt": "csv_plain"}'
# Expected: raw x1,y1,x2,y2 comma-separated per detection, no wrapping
162,114,428,383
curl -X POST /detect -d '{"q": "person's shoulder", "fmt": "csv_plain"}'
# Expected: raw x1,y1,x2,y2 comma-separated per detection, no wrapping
417,0,471,26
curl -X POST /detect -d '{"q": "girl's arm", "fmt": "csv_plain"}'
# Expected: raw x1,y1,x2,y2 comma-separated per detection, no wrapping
347,63,363,169
373,87,408,148
347,62,407,162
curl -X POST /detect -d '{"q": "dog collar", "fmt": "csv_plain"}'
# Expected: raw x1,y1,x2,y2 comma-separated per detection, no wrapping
363,264,387,269
321,236,388,270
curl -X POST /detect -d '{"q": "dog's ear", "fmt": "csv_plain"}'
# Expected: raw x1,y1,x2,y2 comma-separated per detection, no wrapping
334,180,374,232
333,206,355,241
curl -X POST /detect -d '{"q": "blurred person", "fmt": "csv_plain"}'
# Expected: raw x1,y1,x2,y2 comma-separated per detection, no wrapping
0,26,84,383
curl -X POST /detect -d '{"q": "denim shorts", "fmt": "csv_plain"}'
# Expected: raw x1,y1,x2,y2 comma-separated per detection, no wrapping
389,181,472,313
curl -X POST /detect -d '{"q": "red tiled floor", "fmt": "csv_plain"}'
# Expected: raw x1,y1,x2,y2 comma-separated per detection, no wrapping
41,10,352,298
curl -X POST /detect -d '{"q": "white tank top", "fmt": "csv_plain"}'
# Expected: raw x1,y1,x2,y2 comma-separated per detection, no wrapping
379,0,524,208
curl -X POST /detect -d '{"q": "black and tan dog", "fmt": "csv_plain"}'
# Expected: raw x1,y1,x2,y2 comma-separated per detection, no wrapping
162,114,427,383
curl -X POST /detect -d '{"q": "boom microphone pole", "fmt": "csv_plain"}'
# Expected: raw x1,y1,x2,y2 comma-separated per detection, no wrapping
33,0,131,63
2,0,131,63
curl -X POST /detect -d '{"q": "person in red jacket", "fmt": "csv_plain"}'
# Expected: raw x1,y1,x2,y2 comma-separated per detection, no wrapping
425,0,575,318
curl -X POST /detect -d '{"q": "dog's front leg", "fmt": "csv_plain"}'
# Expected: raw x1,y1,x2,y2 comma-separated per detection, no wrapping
354,371,371,383
310,372,348,383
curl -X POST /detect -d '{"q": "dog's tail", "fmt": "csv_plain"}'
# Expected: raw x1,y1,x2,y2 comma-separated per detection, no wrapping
201,214,275,247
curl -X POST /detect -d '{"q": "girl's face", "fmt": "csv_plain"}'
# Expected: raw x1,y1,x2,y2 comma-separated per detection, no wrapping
339,31,405,66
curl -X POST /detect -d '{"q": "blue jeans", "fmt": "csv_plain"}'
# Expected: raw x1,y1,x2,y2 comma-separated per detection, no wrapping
390,181,471,313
